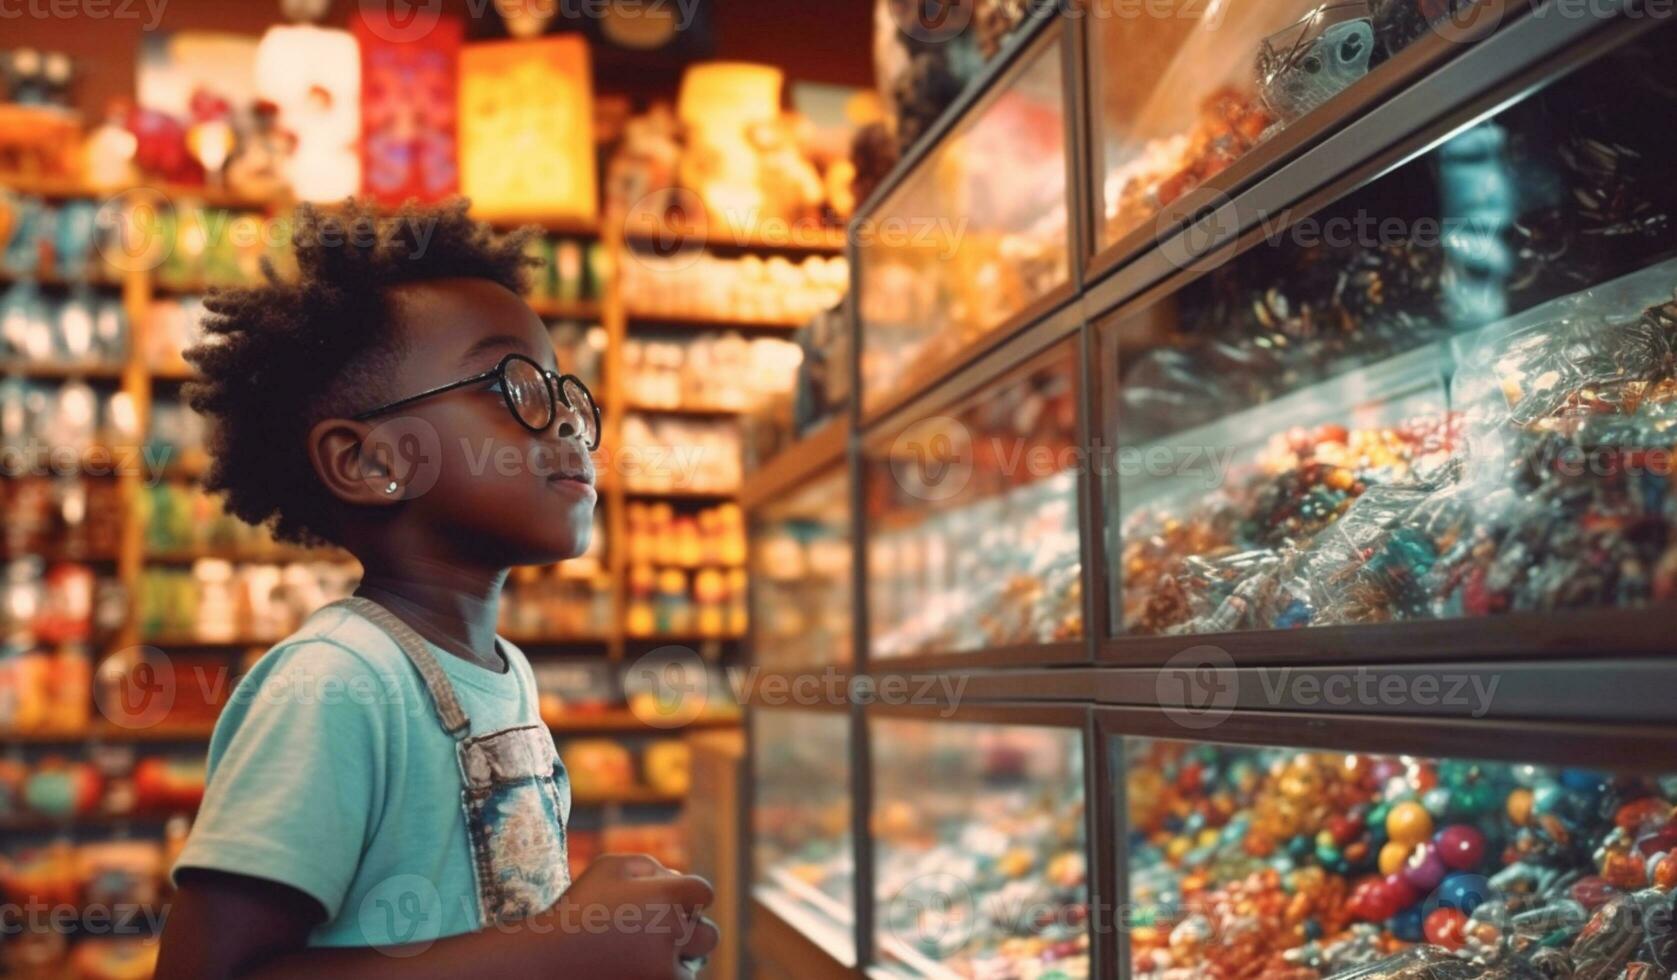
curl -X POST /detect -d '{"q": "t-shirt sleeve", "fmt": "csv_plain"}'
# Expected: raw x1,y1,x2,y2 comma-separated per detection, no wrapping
172,640,396,922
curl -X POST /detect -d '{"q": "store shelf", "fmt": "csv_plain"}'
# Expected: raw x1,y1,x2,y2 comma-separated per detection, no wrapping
143,546,356,565
0,361,127,380
528,297,603,320
624,401,750,418
474,211,599,237
571,786,685,807
622,218,845,255
622,487,740,502
0,268,125,289
738,419,848,512
625,310,807,331
0,172,277,211
546,709,740,734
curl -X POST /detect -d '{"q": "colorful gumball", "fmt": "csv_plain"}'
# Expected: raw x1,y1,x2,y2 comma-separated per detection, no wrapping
1403,842,1447,891
1424,907,1469,950
1378,840,1411,876
1437,871,1490,913
1387,801,1433,848
1434,825,1485,871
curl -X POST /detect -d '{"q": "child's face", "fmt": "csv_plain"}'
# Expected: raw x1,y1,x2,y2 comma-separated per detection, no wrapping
375,277,597,565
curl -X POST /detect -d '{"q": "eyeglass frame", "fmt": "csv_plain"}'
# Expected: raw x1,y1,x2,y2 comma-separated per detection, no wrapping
351,352,602,452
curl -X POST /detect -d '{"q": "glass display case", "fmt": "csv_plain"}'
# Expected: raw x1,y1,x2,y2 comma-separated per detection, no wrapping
1118,728,1677,978
752,708,855,964
750,467,852,672
1103,21,1677,637
864,340,1083,663
1088,0,1486,256
871,714,1088,978
856,23,1071,417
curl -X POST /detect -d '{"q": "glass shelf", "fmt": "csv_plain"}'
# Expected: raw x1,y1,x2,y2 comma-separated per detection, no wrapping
1103,22,1677,638
750,468,852,671
857,24,1071,417
865,342,1083,662
1089,0,1488,257
871,716,1087,978
752,708,855,965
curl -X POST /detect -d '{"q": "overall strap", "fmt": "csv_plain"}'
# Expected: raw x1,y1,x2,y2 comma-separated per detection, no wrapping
322,596,472,737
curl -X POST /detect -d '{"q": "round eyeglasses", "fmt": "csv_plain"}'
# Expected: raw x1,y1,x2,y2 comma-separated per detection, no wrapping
352,353,602,452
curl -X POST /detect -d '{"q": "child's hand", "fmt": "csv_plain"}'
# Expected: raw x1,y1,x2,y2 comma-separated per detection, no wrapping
552,854,720,978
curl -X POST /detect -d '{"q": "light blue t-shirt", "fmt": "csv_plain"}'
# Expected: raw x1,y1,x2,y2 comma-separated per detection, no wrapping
173,602,566,947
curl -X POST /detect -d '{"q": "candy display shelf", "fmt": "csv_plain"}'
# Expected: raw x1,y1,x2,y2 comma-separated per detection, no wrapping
741,4,1677,978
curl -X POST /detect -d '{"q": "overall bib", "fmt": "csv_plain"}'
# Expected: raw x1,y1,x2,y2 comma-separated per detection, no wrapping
326,596,573,926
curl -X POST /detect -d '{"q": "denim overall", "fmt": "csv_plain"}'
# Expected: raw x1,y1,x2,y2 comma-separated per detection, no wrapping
326,597,573,926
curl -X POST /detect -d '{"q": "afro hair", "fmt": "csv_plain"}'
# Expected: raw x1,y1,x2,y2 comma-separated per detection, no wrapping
183,199,538,547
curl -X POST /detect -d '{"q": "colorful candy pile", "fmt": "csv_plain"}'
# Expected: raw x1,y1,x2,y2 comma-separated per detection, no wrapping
1123,415,1459,635
1126,740,1677,978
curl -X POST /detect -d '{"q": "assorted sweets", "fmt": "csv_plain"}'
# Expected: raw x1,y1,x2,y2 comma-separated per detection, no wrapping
1126,738,1677,979
873,721,1088,979
753,710,854,957
1122,260,1677,635
1093,0,1494,248
1113,26,1677,636
867,356,1083,659
1116,27,1677,447
1,284,129,370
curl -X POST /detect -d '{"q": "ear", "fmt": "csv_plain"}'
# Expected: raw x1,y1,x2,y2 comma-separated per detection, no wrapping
307,416,407,507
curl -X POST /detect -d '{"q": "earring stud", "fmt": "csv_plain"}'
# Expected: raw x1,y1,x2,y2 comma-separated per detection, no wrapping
385,480,400,495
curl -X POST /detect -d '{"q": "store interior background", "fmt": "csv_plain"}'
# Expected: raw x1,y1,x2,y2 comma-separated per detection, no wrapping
10,1,1677,979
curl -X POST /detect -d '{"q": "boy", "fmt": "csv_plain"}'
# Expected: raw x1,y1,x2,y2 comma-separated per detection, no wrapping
156,202,717,978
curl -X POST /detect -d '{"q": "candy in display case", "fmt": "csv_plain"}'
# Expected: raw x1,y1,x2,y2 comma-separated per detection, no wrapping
1120,730,1677,978
1088,0,1488,255
856,23,1071,416
1103,23,1677,638
750,467,851,672
753,709,855,964
871,714,1088,978
865,341,1082,662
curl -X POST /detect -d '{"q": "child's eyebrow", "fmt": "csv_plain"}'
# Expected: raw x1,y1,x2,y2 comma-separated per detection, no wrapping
458,334,532,366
